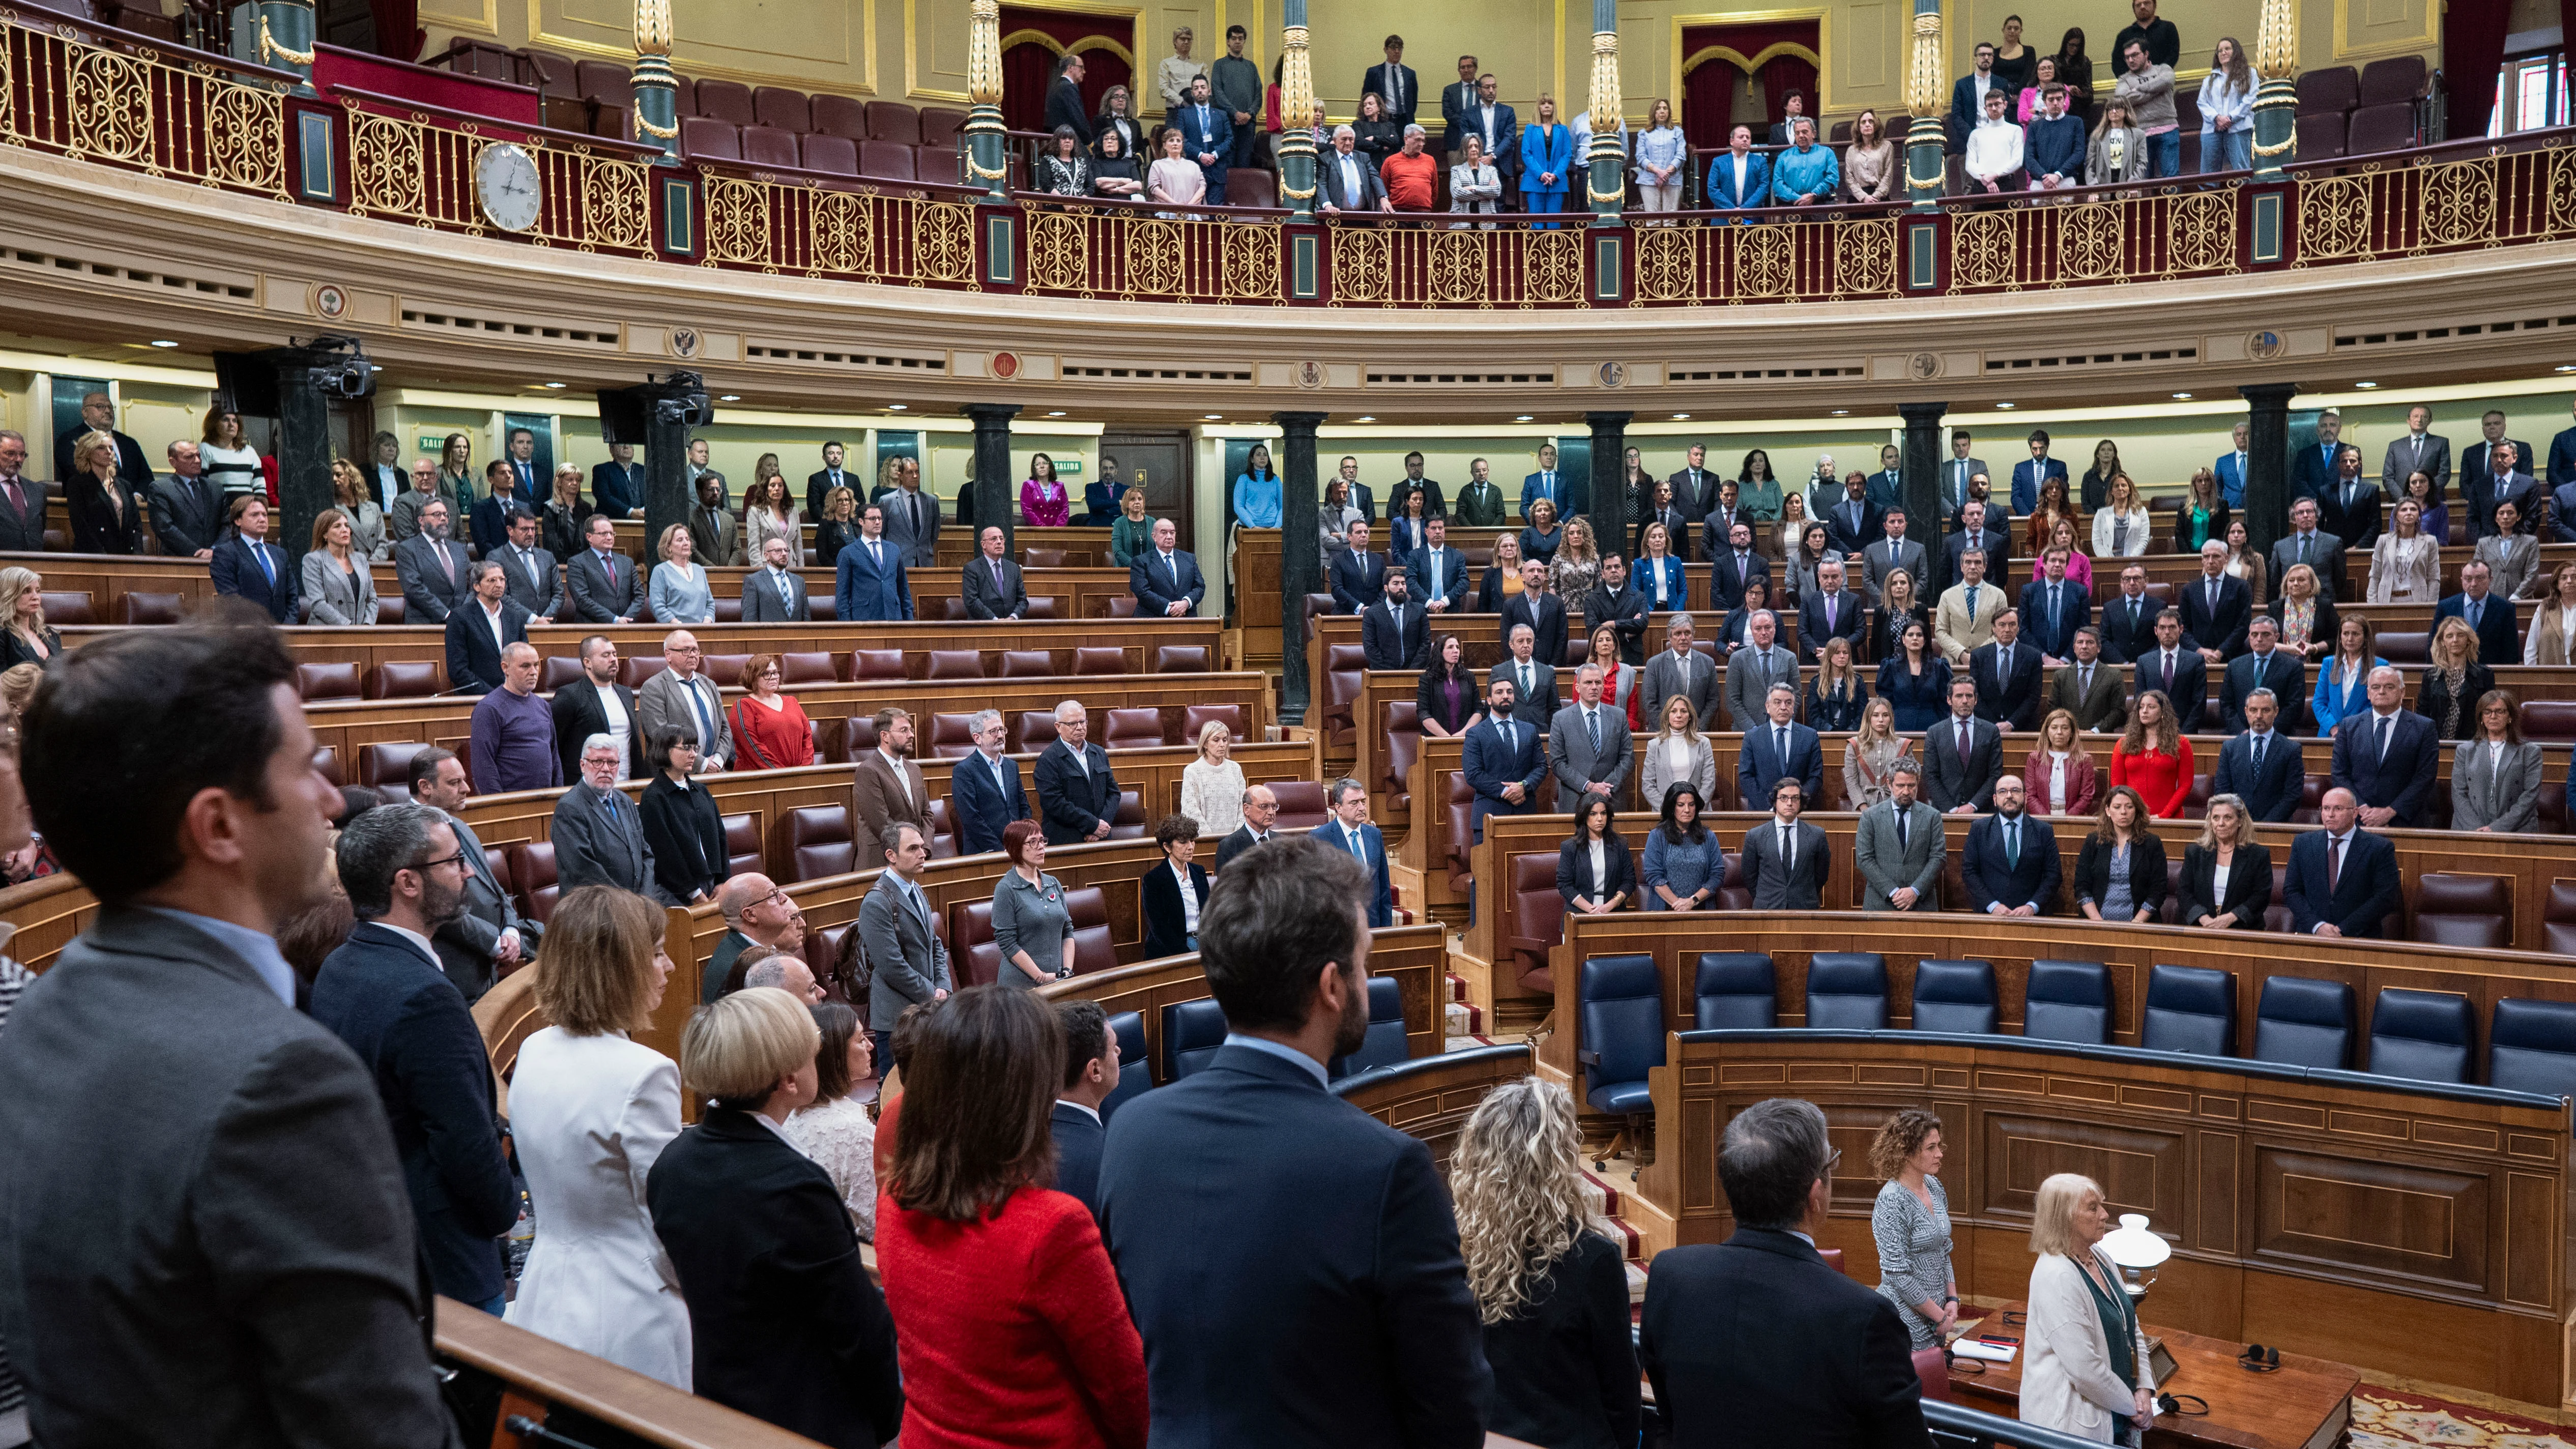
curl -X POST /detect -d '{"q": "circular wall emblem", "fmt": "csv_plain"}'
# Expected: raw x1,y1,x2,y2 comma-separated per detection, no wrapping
1295,361,1326,390
2247,329,2287,362
991,351,1021,380
1906,351,1943,380
311,283,348,320
1596,361,1627,389
670,327,700,358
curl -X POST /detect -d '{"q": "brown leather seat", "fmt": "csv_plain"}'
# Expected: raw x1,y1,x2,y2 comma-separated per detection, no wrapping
1181,704,1244,745
951,898,1001,987
1225,167,1277,209
575,59,632,105
773,804,855,883
803,920,857,1005
1098,596,1137,618
375,597,407,625
1013,710,1059,752
39,591,93,625
1025,596,1058,620
925,649,984,680
865,99,922,144
939,596,971,621
2545,881,2576,954
358,741,432,798
1503,852,1566,993
1302,592,1337,646
711,596,743,623
1023,547,1068,569
700,654,750,687
619,656,669,691
779,651,838,685
1381,701,1420,814
859,139,915,181
1445,771,1475,890
1105,791,1146,841
813,94,870,140
1073,647,1126,676
2376,630,2430,664
741,124,801,168
1268,780,1330,831
2412,872,2510,949
115,591,183,624
850,648,907,681
802,133,860,177
721,813,762,877
1322,643,1367,749
364,661,444,700
928,712,980,759
999,649,1054,678
839,715,879,759
1154,645,1210,673
539,655,586,692
918,106,968,148
927,796,958,857
295,661,362,702
752,84,810,132
2521,701,2576,742
1102,707,1166,749
694,77,756,125
680,117,741,161
508,841,561,922
1064,885,1118,973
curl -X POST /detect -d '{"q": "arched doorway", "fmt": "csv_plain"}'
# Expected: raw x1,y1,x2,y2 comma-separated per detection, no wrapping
1000,5,1137,135
1680,20,1821,144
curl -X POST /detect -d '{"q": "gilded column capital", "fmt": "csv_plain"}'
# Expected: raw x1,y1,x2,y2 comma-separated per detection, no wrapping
968,0,1003,107
633,0,670,59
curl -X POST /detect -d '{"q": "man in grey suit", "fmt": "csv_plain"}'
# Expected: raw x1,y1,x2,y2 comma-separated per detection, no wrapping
1854,760,1946,911
493,508,561,620
2381,404,2450,496
1723,611,1798,731
740,535,811,622
2047,628,2129,733
2269,497,2346,599
1639,614,1721,732
150,440,225,559
963,524,1029,619
1546,663,1633,808
859,821,951,1064
877,459,941,568
567,513,647,624
1738,777,1830,908
1858,509,1931,606
0,621,452,1445
1487,623,1559,729
637,630,733,770
394,500,471,623
410,747,536,1002
552,733,654,893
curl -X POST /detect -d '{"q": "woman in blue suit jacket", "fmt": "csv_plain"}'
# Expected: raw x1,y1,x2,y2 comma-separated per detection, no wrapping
2311,616,2385,736
1519,97,1573,217
1631,532,1688,614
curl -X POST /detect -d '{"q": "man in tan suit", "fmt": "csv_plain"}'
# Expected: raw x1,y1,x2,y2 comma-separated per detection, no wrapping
852,705,931,863
1932,546,2001,664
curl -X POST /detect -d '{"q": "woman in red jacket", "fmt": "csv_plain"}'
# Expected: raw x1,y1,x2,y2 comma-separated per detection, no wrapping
876,987,1147,1449
2109,689,2195,819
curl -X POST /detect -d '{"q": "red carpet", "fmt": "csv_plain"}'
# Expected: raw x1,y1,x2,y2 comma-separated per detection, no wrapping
2352,1386,2575,1446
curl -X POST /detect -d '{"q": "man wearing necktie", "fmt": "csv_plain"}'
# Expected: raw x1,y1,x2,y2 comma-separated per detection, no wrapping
2181,540,2251,666
2287,788,2400,937
1134,518,1206,618
1724,611,1792,730
1548,663,1634,806
2380,405,2450,498
2017,548,2089,664
1463,677,1546,844
1965,775,2058,916
1363,34,1417,124
1410,516,1464,614
2329,666,2437,828
568,513,644,623
1970,610,2042,731
637,631,732,771
1927,678,2001,814
1521,443,1578,524
1736,683,1822,808
2293,411,2347,500
551,735,654,894
2214,420,2252,508
1798,560,1863,663
1361,570,1429,671
740,535,809,623
1213,784,1281,872
1942,431,1988,519
495,510,561,621
805,440,850,525
1933,549,1998,664
834,501,914,622
394,499,469,624
1180,74,1233,203
1320,778,1395,928
503,427,541,499
210,495,297,623
1665,443,1715,523
2212,689,2302,822
2140,610,2209,732
2266,496,2347,601
2434,560,2517,666
1741,777,1829,909
2220,617,2307,734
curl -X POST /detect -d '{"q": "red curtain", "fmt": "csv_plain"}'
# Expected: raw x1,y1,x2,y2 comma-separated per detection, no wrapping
1000,5,1135,123
1759,55,1819,129
1678,20,1820,138
1683,59,1732,145
2442,0,2510,133
368,0,420,61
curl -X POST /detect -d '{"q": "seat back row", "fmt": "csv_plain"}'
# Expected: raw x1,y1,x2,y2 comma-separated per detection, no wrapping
289,644,1216,704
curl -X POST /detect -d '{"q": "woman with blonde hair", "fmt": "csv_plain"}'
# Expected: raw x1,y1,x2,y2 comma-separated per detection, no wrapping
1179,717,1246,838
2367,499,2439,604
1807,635,1867,733
2180,793,2272,928
2021,1172,2155,1441
331,457,390,561
506,885,690,1386
2268,562,2337,660
649,523,714,624
2090,472,2151,559
1868,1108,1955,1349
1870,567,1931,663
815,483,862,565
1550,515,1601,602
2529,562,2576,665
1641,693,1716,809
1634,98,1688,211
299,507,378,626
1842,696,1912,810
67,433,142,555
739,472,800,567
1450,1077,1641,1449
1521,496,1565,566
2111,691,2193,818
2173,467,2227,555
1477,530,1529,612
0,567,60,670
2024,707,2098,818
2417,615,2493,740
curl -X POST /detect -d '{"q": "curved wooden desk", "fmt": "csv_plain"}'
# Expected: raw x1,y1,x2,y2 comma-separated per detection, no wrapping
1634,1028,2570,1406
1331,1042,1535,1175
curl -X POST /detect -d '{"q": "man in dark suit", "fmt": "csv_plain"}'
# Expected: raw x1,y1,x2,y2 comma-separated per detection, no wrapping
151,440,225,558
1582,555,1649,665
1924,678,2003,814
2292,413,2350,500
2269,497,2347,601
2285,788,2403,938
1361,569,1429,671
592,442,645,518
1642,1097,1930,1449
551,634,647,784
210,496,297,623
1461,72,1520,198
1409,516,1470,616
0,429,43,554
1453,456,1507,527
1175,74,1234,201
470,459,533,558
1800,560,1866,662
1035,702,1121,845
1967,610,2045,731
2313,445,2384,552
1945,43,2003,152
1051,1000,1116,1215
497,426,542,502
2019,552,2090,663
835,500,914,622
1213,783,1283,872
2219,617,2307,734
1822,472,1880,556
1858,510,1930,608
565,513,645,623
948,709,1029,855
410,747,537,1001
53,391,152,490
1316,778,1396,928
394,501,471,624
878,460,941,570
2045,628,2127,733
1709,518,1768,601
1330,518,1390,614
1739,778,1830,908
1488,625,1559,729
2464,411,2540,520
2133,611,2211,732
2095,563,2159,663
802,440,855,524
2008,430,2068,518
1498,563,1568,672
741,534,811,622
1463,676,1545,845
2329,666,2439,827
552,733,653,892
1864,444,1906,516
0,622,453,1444
310,804,519,1313
962,524,1028,619
1666,443,1720,524
2465,440,2542,541
444,561,533,694
1963,775,2060,915
1044,51,1092,141
1937,431,1990,520
1520,442,1582,524
1437,51,1481,159
491,508,561,620
1098,835,1489,1446
1943,500,2012,586
1132,518,1207,617
2179,541,2253,663
1318,127,1390,213
2381,405,2451,497
1737,682,1824,805
1361,35,1420,122
2435,561,2520,666
2211,689,2304,822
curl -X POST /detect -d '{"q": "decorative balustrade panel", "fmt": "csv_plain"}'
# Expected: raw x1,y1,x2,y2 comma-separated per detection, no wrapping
2294,138,2576,264
1943,185,2244,293
0,5,287,198
342,99,654,256
1323,219,1589,308
1019,200,1281,303
1631,213,1904,304
700,171,978,288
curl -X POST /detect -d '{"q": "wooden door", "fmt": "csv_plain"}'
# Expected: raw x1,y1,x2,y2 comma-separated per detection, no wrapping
1101,431,1192,538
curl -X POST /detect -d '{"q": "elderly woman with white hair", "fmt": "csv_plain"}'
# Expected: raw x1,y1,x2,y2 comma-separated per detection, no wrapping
2021,1172,2156,1443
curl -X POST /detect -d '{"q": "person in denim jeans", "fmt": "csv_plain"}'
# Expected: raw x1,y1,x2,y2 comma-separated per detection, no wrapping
2115,39,2180,176
2197,37,2257,172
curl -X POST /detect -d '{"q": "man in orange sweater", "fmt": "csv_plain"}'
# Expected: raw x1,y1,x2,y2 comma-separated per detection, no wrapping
1382,124,1441,211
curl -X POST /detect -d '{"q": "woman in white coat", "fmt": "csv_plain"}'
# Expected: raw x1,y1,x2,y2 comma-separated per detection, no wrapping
504,885,693,1388
2021,1172,2155,1443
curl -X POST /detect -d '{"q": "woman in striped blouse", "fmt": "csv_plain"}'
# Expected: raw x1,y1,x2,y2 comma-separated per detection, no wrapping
1869,1108,1956,1350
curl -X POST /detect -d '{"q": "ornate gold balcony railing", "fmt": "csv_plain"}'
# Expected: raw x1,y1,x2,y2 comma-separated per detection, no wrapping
1321,219,1593,308
701,171,977,287
1631,214,1904,304
341,94,654,256
2294,140,2576,263
0,3,288,199
1941,186,2243,293
1019,198,1282,304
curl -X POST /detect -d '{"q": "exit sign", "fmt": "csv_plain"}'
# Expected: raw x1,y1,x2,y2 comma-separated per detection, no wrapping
417,435,445,451
1055,458,1083,476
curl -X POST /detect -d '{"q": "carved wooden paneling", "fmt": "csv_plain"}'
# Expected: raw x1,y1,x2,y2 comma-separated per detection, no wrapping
2254,1148,2486,1292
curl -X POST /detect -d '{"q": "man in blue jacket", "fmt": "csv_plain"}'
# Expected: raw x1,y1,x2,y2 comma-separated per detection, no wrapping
1770,118,1839,204
2024,84,2087,190
1704,125,1770,217
1174,73,1233,202
833,498,913,621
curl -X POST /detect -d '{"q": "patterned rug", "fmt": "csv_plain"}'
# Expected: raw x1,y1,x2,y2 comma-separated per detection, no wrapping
2355,1388,2576,1447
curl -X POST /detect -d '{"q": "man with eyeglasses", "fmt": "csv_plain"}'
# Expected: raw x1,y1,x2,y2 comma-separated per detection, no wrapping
407,745,535,1003
702,872,801,1003
552,734,653,894
1214,783,1282,873
310,803,518,1316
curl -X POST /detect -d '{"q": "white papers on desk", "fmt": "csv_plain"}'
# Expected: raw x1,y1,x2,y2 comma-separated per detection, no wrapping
1951,1339,2018,1364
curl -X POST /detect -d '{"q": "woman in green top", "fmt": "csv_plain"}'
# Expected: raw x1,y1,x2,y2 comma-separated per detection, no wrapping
2022,1172,2155,1443
1111,482,1155,568
435,432,477,516
1734,449,1783,521
2173,466,2230,555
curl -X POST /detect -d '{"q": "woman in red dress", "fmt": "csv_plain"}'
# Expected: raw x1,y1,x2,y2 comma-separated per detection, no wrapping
728,652,815,769
2109,689,2195,818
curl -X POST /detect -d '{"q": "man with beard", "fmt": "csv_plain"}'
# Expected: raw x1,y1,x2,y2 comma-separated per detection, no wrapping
310,803,520,1316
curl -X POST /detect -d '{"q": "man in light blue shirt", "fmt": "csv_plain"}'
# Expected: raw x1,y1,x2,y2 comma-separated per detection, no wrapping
1770,118,1840,205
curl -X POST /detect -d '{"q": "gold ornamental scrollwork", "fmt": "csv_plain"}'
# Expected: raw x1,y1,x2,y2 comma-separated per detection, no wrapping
2056,202,2123,281
914,202,977,283
809,190,874,274
1524,227,1583,303
69,46,150,161
1734,223,1793,299
1222,223,1280,300
2165,191,2235,273
1428,229,1486,304
704,177,771,265
2418,157,2496,248
1126,218,1184,296
2299,175,2370,259
1835,218,1896,296
2549,146,2576,234
1,20,16,140
1951,210,2017,288
1633,224,1698,302
1026,210,1087,291
348,110,426,219
205,81,285,194
1334,226,1391,303
581,160,651,252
